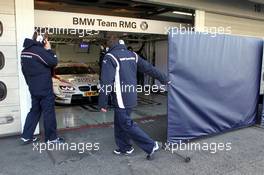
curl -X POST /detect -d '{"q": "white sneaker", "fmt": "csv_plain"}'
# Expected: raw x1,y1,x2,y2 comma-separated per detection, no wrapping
47,137,64,144
20,137,39,145
149,141,159,156
113,147,134,155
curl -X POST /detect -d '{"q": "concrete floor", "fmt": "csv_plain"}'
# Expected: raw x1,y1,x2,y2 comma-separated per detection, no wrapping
1,93,264,175
1,116,264,175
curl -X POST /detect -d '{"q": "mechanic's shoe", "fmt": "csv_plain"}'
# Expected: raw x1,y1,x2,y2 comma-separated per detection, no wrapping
113,147,134,155
20,137,39,145
47,137,65,144
146,141,159,160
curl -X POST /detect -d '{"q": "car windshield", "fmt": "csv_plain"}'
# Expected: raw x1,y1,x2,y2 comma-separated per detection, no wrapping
55,66,95,75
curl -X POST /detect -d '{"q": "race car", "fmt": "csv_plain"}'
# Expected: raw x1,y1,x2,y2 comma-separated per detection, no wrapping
52,63,100,104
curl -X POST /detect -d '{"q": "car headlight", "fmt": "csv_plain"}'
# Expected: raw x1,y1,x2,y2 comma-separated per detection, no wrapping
59,86,75,91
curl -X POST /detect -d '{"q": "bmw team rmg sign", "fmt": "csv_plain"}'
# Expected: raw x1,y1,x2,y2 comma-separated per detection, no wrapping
35,10,186,34
72,17,139,30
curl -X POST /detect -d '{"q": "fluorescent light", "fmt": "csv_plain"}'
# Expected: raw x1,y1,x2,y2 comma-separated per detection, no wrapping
172,11,193,16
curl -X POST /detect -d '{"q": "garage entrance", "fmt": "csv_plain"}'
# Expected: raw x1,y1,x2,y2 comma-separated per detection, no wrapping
47,31,168,129
34,0,194,130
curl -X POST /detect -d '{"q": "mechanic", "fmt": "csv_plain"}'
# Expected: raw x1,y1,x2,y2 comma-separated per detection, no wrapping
99,33,169,159
20,32,63,144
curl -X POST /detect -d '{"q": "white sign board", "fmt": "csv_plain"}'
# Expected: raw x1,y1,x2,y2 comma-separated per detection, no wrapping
34,10,186,35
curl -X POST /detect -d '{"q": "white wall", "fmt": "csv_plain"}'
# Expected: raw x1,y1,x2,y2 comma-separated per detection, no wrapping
0,0,35,136
204,12,264,38
0,0,21,136
15,0,36,134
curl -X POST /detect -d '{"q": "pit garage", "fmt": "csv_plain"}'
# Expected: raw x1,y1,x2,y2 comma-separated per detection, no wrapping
50,31,170,129
33,0,194,130
1,0,263,136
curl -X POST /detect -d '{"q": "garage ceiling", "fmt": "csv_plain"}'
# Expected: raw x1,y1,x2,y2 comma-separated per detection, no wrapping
34,0,194,23
248,0,264,4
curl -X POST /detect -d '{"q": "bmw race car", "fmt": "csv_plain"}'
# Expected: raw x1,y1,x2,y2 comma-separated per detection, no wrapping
52,63,100,104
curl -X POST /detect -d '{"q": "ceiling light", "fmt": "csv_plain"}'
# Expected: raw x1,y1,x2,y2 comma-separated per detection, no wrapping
172,11,193,16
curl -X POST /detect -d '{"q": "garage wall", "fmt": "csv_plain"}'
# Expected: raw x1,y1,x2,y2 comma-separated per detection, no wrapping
56,44,100,64
204,12,264,93
155,40,168,87
205,12,264,38
0,0,21,136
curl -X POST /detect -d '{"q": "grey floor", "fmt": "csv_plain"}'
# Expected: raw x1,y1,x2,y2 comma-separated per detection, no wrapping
1,117,264,175
55,93,167,129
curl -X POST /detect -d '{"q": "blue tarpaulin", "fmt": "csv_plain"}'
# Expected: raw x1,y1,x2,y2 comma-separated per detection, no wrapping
167,32,263,142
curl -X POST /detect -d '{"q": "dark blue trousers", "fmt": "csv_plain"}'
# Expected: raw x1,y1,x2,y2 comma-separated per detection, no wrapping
22,92,57,142
114,108,154,154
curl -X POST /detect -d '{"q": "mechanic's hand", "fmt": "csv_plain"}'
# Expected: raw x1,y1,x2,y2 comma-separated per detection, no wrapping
44,39,51,50
101,108,107,113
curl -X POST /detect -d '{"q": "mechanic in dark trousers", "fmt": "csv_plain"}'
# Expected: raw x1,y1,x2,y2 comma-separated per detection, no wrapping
99,33,169,159
20,32,63,144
